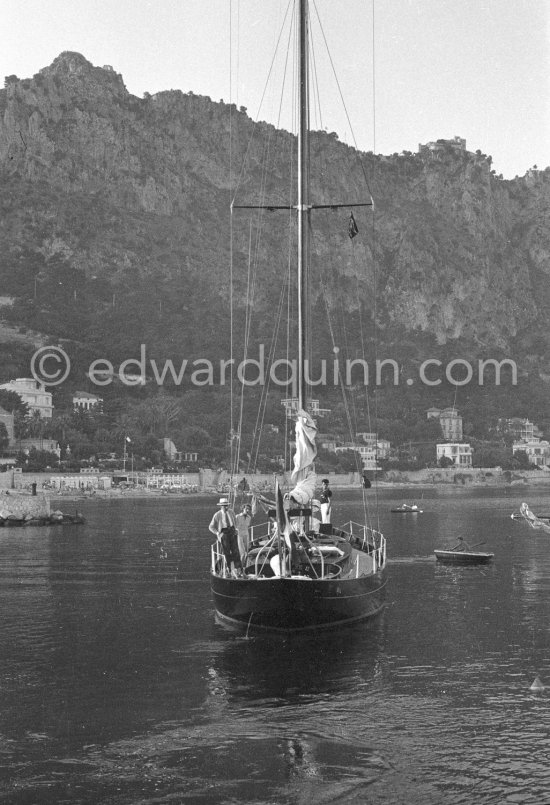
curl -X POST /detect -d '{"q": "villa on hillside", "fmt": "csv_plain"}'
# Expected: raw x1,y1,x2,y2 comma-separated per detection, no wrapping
436,442,473,467
418,136,467,157
512,437,550,468
0,378,53,418
427,407,463,441
333,442,381,471
281,398,331,418
319,429,391,468
73,391,103,410
356,432,377,445
498,417,538,442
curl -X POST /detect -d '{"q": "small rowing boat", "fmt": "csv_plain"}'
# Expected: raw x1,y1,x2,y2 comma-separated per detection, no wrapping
434,549,494,565
391,503,423,513
434,538,493,565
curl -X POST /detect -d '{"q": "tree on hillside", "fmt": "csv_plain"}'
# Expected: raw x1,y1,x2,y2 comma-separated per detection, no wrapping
0,389,28,415
0,423,9,453
17,448,59,472
176,426,212,450
471,442,510,468
512,449,532,470
25,410,46,438
129,394,182,435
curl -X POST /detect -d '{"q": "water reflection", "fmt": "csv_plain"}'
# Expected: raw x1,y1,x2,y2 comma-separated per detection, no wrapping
3,492,550,804
205,614,388,705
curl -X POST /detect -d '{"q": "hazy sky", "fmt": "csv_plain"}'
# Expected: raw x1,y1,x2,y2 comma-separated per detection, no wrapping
3,0,549,178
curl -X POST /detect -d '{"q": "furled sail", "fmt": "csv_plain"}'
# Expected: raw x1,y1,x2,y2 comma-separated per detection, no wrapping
287,409,317,505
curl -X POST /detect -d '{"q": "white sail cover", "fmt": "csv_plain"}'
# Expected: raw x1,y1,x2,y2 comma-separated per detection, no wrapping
288,409,317,505
519,501,550,532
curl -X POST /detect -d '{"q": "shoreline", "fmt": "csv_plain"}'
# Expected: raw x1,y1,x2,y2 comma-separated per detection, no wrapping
43,477,550,504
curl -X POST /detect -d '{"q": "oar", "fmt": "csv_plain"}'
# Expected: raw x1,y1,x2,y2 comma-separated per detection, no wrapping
452,540,486,551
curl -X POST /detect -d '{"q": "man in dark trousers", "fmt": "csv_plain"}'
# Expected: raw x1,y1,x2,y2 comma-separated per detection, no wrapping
319,478,332,524
208,497,244,577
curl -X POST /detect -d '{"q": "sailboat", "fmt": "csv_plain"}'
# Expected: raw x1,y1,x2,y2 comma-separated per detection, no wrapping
209,0,386,632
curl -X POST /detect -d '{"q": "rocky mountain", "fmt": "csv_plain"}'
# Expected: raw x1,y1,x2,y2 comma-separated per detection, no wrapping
1,52,550,385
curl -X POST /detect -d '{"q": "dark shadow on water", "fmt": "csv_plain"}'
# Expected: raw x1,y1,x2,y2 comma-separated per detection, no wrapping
208,610,388,703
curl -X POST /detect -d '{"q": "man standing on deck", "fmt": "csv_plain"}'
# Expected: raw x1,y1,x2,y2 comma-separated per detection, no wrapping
319,478,332,524
209,498,244,578
235,502,252,566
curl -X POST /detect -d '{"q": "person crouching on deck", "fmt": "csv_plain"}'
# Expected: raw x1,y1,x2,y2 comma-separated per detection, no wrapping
209,498,244,578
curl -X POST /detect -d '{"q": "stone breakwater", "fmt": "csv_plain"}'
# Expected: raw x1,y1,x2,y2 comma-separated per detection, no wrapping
0,491,50,520
0,511,85,527
0,491,84,527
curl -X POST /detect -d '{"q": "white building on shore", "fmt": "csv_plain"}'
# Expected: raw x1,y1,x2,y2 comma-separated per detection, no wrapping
512,438,550,468
436,442,473,467
0,378,53,418
73,391,103,411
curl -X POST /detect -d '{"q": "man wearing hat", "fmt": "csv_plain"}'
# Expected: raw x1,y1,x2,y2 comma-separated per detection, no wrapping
209,497,244,578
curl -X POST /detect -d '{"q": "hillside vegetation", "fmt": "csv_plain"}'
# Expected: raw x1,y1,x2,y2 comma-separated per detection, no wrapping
1,53,550,467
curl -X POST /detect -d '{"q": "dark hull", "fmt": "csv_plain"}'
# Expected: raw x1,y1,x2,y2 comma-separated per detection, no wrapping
211,571,387,632
434,550,494,565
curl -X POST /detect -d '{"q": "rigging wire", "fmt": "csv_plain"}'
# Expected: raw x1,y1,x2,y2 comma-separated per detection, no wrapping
308,21,323,160
250,11,297,478
229,0,236,503
306,0,380,526
233,220,254,478
370,0,380,527
229,0,381,525
230,0,293,206
284,14,299,476
249,269,289,472
229,3,297,480
311,0,374,201
318,272,377,531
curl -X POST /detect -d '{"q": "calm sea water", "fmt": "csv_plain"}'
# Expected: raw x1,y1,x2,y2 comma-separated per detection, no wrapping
1,486,550,804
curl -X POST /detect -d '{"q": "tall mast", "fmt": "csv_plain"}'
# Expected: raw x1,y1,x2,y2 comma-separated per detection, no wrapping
232,0,373,416
297,0,309,411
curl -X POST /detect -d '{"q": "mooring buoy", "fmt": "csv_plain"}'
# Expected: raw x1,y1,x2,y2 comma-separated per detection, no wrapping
530,676,545,691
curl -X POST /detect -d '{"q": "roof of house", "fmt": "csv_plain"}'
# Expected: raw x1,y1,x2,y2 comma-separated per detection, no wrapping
73,391,102,399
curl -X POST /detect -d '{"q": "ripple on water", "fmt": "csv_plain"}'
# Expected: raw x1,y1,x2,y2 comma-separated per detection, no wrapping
1,494,550,804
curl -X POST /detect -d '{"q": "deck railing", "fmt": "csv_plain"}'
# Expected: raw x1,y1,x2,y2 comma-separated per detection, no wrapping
340,521,386,571
211,520,386,577
211,542,228,576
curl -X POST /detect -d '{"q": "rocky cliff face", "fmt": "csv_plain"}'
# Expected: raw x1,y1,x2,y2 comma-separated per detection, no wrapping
1,52,549,356
376,153,544,347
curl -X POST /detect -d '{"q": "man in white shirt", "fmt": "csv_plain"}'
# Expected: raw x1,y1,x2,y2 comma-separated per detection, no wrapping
235,503,252,565
319,479,332,524
209,497,244,577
